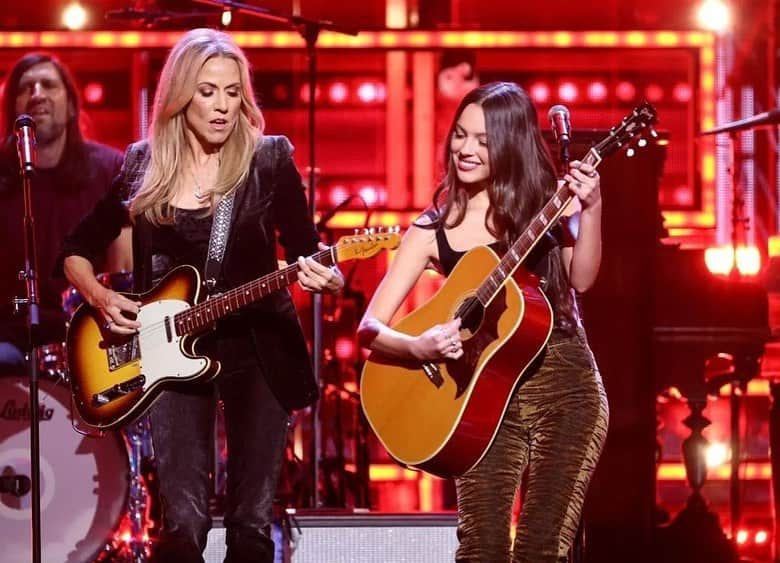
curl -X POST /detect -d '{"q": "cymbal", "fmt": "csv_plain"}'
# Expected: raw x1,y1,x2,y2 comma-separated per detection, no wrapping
699,108,780,136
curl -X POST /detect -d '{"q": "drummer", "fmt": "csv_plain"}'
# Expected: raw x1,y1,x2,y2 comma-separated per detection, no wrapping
0,52,124,373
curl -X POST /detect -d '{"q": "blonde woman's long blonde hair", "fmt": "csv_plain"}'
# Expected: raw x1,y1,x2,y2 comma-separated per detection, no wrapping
130,28,264,224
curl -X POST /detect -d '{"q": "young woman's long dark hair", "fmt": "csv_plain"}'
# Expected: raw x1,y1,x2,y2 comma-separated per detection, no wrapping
426,81,576,327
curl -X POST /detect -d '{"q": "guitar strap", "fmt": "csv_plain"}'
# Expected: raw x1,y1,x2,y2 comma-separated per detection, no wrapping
204,193,235,295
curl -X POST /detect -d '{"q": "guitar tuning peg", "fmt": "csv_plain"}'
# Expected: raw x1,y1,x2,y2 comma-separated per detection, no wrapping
353,228,360,235
650,128,658,138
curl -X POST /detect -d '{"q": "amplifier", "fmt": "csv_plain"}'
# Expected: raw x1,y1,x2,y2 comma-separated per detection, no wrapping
204,511,459,563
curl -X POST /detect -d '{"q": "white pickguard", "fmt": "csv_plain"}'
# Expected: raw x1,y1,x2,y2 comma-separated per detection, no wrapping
136,299,208,389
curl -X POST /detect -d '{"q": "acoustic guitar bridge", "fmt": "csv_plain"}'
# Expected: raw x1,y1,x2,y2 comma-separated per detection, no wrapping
92,374,146,406
422,362,444,388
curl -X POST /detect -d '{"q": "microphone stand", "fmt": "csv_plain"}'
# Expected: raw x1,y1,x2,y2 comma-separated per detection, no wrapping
191,0,359,509
17,135,42,562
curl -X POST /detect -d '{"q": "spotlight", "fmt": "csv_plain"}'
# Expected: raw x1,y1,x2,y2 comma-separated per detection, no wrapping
696,0,732,33
221,9,232,27
704,245,761,276
62,2,88,30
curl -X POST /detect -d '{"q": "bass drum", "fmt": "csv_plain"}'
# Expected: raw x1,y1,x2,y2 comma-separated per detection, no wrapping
0,372,128,562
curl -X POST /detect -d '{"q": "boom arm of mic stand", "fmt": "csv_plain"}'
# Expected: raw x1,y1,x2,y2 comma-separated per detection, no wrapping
191,0,360,36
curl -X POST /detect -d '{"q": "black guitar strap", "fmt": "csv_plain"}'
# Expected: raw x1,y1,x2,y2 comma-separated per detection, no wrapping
204,193,235,295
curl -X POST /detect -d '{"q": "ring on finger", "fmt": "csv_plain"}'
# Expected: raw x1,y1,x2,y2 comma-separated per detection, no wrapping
104,320,112,329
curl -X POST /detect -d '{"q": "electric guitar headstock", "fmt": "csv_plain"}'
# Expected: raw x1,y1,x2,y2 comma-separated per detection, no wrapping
333,226,402,262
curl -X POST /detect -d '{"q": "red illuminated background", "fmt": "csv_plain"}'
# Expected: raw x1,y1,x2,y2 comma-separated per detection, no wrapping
1,1,779,562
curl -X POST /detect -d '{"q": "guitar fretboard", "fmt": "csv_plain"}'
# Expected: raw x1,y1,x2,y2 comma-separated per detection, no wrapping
173,247,336,336
475,148,602,306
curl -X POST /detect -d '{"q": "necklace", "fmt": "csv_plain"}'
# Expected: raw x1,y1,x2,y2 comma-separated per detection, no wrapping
191,154,220,201
191,167,211,201
193,176,208,200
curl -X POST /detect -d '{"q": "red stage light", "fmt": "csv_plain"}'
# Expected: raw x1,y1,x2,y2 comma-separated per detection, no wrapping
558,81,578,103
357,82,379,103
672,185,694,206
299,83,321,104
615,81,636,102
334,336,356,360
358,184,387,206
328,185,349,207
83,81,104,105
672,82,693,103
328,81,348,104
587,81,608,102
528,82,550,104
271,83,290,102
645,83,664,103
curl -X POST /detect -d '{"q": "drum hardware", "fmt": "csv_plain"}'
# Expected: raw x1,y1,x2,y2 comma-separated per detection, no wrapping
0,472,31,497
96,414,157,562
17,270,159,561
0,372,129,561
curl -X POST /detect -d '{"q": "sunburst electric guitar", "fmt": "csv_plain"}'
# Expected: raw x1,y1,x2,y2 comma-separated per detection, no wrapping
67,228,401,430
360,103,658,479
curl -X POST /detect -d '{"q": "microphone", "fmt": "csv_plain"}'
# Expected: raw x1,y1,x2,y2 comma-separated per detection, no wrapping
0,474,32,497
14,114,36,174
547,104,571,165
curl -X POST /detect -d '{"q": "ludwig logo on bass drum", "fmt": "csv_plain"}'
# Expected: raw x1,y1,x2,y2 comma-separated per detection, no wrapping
0,400,54,421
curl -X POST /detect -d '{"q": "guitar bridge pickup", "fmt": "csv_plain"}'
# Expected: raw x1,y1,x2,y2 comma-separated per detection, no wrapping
92,374,146,406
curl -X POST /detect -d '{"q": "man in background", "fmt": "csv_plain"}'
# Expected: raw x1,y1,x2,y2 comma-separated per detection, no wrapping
0,52,125,372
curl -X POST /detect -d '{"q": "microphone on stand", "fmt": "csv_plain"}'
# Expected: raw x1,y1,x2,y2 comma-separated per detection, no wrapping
547,104,572,167
14,114,36,175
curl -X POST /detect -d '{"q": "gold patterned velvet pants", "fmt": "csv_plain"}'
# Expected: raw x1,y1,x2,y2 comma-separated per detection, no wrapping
455,327,609,563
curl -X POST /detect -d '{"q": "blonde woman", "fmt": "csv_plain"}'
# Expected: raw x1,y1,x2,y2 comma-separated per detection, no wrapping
61,28,343,561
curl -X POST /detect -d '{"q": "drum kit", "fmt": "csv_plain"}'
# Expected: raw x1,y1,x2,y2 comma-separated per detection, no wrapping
0,271,158,562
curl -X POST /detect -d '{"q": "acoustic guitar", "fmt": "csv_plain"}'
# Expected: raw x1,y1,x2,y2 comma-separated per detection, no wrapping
67,228,401,430
360,103,658,478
